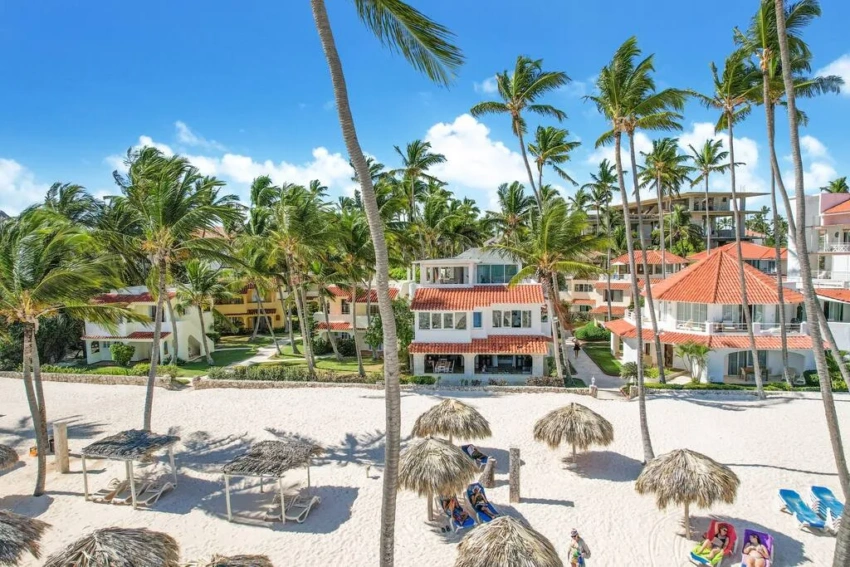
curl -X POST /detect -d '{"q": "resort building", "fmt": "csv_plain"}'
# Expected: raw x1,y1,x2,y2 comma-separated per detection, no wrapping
604,251,816,383
214,285,286,333
787,192,850,287
313,284,406,342
688,242,787,276
82,286,214,365
408,249,552,382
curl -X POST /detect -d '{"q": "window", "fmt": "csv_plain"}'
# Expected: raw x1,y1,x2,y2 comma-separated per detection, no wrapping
677,302,708,324
431,313,442,329
456,313,467,330
443,313,454,329
727,350,767,376
369,304,380,316
493,310,502,328
419,313,430,330
91,341,100,353
493,309,533,328
578,305,591,313
603,290,624,302
341,300,351,315
218,297,244,305
477,264,520,284
574,283,594,292
473,312,482,328
503,311,512,328
541,306,548,323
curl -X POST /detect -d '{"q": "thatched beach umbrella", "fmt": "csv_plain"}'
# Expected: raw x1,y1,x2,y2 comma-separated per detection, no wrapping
193,555,273,567
412,399,492,443
0,445,18,472
455,516,563,567
43,527,180,567
398,437,479,521
533,403,614,461
635,449,740,538
0,509,50,566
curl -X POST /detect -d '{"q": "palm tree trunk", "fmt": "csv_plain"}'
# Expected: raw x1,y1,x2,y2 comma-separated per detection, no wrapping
545,279,565,382
311,4,402,564
290,276,315,377
606,207,613,321
367,276,377,360
257,297,281,356
616,133,654,463
321,295,343,361
22,324,47,496
550,275,571,378
517,127,542,210
835,504,850,567
351,285,366,378
704,175,711,254
656,176,667,279
628,132,666,385
31,326,48,450
300,282,316,367
726,117,764,399
770,172,792,387
278,285,300,355
250,284,261,341
198,307,214,365
774,0,850,503
143,258,166,431
166,295,179,363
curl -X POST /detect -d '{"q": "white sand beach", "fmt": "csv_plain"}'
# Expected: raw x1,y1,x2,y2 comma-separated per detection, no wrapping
0,378,845,566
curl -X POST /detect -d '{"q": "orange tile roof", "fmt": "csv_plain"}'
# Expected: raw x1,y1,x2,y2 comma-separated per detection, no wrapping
316,321,353,331
590,305,626,316
82,331,171,341
823,199,850,214
815,288,850,303
611,250,688,265
570,299,595,306
327,286,399,302
604,318,655,340
593,281,631,291
603,319,816,349
94,291,176,304
408,335,551,355
647,251,804,304
410,284,544,310
688,242,787,262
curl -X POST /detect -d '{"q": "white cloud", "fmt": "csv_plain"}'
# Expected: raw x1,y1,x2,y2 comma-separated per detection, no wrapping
783,134,837,192
473,76,498,94
801,134,828,159
0,158,48,214
677,122,766,195
104,135,175,172
175,121,226,151
816,54,850,97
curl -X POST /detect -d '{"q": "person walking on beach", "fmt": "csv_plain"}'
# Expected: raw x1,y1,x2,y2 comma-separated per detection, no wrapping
568,528,591,566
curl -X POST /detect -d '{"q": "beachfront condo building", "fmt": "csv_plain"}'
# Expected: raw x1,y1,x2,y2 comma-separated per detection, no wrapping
215,284,287,333
313,284,405,344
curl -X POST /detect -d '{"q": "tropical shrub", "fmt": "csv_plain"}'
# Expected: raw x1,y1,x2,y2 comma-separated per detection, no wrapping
399,375,436,385
574,322,610,341
311,337,333,356
336,337,357,357
109,343,136,367
207,364,382,384
620,361,638,381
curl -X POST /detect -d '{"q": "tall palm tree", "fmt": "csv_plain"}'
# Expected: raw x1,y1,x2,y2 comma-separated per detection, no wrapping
772,0,850,511
583,160,617,320
527,125,581,190
471,56,569,210
0,210,133,495
389,139,446,223
41,183,102,227
822,177,849,193
110,147,242,430
484,181,534,246
663,205,703,256
687,139,735,254
568,188,591,212
176,260,230,365
691,52,767,399
310,5,462,561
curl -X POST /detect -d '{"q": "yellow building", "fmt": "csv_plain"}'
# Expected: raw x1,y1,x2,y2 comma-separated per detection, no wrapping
214,285,286,332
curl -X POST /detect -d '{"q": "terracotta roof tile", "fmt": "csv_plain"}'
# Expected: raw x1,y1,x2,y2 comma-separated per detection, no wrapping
316,322,353,331
688,242,787,262
611,250,688,265
94,291,176,304
590,305,626,316
327,286,399,302
408,335,551,355
823,199,850,214
570,299,595,306
411,285,544,311
82,332,171,341
593,281,631,291
603,318,655,340
815,288,850,303
648,251,804,304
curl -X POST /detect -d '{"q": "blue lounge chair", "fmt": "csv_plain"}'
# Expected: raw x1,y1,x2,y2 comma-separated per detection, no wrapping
778,489,826,531
466,483,500,523
461,444,489,469
810,486,844,532
436,495,475,532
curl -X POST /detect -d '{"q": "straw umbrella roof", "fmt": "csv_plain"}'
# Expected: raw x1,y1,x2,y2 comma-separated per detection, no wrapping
43,527,180,567
0,444,18,472
222,440,323,478
81,429,180,461
411,399,492,441
454,516,563,567
0,509,50,566
398,437,479,497
533,403,614,455
193,555,273,567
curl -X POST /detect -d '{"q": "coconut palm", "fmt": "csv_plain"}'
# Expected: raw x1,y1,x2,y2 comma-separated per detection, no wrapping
485,182,534,246
412,399,491,443
567,188,591,212
176,260,230,365
0,210,135,495
687,139,735,254
471,56,570,210
674,341,711,383
691,51,766,399
533,403,614,462
41,183,102,227
455,516,563,567
528,125,581,190
823,177,849,193
43,527,180,567
583,160,618,319
390,139,446,223
663,205,704,257
636,449,740,538
772,0,850,512
309,3,461,557
0,509,50,566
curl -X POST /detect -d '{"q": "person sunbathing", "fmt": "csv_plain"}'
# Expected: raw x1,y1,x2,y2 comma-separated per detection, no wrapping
694,523,730,561
469,486,494,518
743,533,769,567
443,496,470,524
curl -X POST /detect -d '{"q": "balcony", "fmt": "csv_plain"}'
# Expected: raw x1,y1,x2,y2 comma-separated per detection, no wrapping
818,243,850,253
673,320,806,335
693,203,731,212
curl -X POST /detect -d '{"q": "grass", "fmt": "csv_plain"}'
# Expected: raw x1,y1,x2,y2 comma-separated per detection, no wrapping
269,356,384,373
582,342,622,376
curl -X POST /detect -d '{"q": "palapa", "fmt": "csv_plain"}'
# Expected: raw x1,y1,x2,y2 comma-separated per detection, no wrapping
81,429,179,461
0,444,18,472
0,509,50,566
454,516,563,567
533,403,614,461
398,437,479,520
42,527,179,567
412,399,491,443
635,449,740,538
191,554,274,567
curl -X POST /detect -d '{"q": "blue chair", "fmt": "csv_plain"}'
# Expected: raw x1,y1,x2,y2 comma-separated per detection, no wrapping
466,483,500,523
437,495,475,532
778,489,826,531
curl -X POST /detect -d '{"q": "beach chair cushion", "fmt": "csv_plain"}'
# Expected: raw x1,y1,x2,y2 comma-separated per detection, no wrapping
689,520,736,566
465,483,500,523
779,489,826,529
437,496,475,531
810,486,844,520
740,529,773,567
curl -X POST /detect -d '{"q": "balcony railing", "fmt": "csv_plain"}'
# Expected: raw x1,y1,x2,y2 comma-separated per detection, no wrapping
818,243,850,253
672,320,806,335
693,203,731,212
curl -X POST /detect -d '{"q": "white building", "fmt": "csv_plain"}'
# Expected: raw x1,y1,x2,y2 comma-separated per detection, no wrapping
408,249,552,382
605,251,816,383
82,286,214,365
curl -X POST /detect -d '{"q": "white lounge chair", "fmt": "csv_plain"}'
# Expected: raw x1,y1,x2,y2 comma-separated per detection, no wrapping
91,478,127,503
113,479,152,505
137,480,174,506
284,495,320,523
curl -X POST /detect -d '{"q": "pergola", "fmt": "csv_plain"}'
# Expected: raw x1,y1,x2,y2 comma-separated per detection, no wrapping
222,440,322,523
80,429,180,510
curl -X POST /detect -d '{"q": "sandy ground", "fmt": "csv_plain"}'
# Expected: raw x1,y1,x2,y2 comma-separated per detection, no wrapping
0,378,845,566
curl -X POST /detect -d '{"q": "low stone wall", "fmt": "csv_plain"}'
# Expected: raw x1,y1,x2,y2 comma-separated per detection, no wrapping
0,371,173,389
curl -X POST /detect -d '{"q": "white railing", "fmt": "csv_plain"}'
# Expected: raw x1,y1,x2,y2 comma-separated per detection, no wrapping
819,243,850,253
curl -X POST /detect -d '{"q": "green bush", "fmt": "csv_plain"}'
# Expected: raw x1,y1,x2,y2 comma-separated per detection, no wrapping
574,322,610,341
645,367,660,379
399,375,436,385
131,363,151,376
620,362,638,380
207,364,381,384
206,331,221,345
336,337,357,357
312,337,333,356
109,343,136,367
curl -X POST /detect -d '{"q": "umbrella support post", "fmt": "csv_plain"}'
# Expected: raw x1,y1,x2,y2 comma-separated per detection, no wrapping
427,492,433,522
127,461,138,510
82,456,89,500
53,422,69,473
684,501,690,539
260,476,264,493
168,446,177,487
307,464,311,488
509,447,520,503
279,478,286,524
225,475,232,522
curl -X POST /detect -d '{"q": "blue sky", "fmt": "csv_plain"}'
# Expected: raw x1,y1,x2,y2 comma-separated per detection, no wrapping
1,0,848,214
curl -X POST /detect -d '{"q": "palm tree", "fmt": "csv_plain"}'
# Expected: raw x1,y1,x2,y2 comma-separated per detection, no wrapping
41,183,102,227
568,188,591,212
390,139,446,223
664,205,703,256
822,177,848,193
471,56,569,210
484,182,534,246
527,126,581,190
583,160,618,320
772,0,850,510
110,147,242,430
687,139,735,255
0,210,133,495
691,51,767,400
176,260,230,365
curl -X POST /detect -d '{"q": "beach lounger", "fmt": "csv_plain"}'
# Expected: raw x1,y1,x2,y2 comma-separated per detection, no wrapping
91,478,128,503
689,520,736,566
460,444,489,469
465,483,500,523
778,489,826,531
113,479,152,506
284,495,320,523
739,529,773,567
436,495,475,532
810,486,844,532
137,480,174,507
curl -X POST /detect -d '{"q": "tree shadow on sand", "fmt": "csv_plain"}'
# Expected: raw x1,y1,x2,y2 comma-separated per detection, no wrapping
565,450,644,483
690,515,813,566
176,430,255,474
0,494,53,517
671,394,793,413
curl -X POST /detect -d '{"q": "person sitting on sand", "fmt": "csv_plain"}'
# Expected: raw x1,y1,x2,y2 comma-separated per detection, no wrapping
743,533,769,567
694,523,730,561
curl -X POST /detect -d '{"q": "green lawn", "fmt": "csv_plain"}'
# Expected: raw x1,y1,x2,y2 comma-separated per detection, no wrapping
582,342,622,376
270,356,384,373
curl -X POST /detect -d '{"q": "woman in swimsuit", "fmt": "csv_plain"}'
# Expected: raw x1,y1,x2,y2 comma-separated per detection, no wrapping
743,533,769,567
694,524,729,561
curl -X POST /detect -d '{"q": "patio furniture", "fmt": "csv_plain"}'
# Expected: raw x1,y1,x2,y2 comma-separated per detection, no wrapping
81,429,179,510
739,366,768,383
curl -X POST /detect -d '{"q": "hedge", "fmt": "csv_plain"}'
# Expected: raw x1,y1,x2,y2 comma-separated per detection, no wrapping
574,322,610,341
40,363,181,378
207,364,382,384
